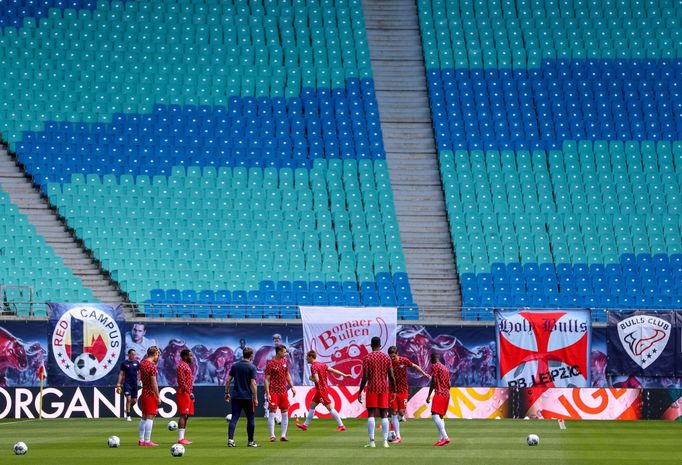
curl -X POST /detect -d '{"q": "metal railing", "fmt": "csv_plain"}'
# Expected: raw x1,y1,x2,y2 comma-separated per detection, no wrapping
1,285,35,315
0,301,422,322
1,300,676,326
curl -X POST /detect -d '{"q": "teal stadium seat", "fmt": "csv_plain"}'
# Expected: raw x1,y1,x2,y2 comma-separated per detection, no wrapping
3,0,416,319
0,186,94,310
419,0,682,320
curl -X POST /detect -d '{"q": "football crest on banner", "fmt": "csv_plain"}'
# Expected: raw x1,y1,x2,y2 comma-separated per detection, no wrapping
51,305,122,382
617,315,671,369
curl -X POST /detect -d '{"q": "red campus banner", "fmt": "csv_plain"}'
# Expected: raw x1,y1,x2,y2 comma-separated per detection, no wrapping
496,310,592,388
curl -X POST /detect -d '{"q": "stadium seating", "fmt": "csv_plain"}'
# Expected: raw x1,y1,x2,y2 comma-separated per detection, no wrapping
0,186,94,314
1,0,417,319
419,0,682,320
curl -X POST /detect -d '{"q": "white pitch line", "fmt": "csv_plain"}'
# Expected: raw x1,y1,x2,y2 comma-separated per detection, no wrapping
0,419,39,426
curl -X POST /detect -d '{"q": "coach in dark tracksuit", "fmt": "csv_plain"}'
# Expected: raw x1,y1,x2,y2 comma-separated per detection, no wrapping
225,347,259,448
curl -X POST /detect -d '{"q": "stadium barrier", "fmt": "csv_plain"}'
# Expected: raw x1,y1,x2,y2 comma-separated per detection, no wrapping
1,305,681,418
0,386,679,420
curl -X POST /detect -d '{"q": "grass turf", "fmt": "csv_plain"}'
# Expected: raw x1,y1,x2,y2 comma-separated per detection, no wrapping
1,417,681,464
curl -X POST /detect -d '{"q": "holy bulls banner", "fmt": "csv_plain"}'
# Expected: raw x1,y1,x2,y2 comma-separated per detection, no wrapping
47,303,125,386
496,309,591,388
607,311,676,377
299,306,397,387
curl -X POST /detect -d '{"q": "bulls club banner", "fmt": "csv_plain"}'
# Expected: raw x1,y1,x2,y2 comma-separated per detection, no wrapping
300,306,397,387
607,311,676,377
496,310,591,388
47,303,125,386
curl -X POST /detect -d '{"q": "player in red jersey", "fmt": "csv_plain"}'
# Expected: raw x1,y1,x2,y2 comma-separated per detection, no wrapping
296,350,350,432
138,346,161,447
265,345,296,442
358,336,396,448
387,346,430,443
175,349,195,445
426,352,451,446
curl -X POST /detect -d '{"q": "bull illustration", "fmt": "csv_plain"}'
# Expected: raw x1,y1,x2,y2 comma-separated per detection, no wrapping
253,339,304,385
590,350,608,388
205,346,234,385
191,344,211,384
18,342,46,385
397,325,496,387
159,339,198,386
0,327,28,387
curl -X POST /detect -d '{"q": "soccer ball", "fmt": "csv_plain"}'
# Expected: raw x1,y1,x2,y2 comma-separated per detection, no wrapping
170,443,185,457
527,434,540,446
107,435,121,448
74,352,99,381
13,442,28,455
225,414,233,421
388,431,397,442
168,420,179,431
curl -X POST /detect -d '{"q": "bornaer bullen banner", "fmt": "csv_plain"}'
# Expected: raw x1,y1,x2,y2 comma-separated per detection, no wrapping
299,306,397,387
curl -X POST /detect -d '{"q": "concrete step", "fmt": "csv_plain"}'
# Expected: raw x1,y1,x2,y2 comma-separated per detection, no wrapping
0,148,125,305
364,0,462,321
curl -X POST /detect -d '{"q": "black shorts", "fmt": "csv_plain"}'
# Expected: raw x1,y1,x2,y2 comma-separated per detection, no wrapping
123,383,138,399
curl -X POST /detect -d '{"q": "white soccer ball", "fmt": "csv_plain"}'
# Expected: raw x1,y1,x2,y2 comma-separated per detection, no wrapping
524,416,530,420
225,414,233,421
13,441,28,455
107,435,121,448
527,434,540,446
168,420,179,431
170,443,185,457
74,352,100,381
388,431,397,442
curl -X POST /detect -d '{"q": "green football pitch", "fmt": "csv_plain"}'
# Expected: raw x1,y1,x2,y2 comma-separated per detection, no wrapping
1,417,681,464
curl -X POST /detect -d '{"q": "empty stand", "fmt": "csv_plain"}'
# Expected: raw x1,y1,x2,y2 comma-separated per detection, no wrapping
1,0,418,319
419,0,682,320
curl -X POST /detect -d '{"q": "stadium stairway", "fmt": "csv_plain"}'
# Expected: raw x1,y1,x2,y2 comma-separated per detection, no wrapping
0,147,124,305
363,0,461,319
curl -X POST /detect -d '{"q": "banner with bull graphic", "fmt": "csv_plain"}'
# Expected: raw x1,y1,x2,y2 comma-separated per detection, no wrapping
47,303,125,386
496,309,591,388
0,321,48,387
396,325,497,387
300,306,397,387
128,323,305,386
607,311,676,377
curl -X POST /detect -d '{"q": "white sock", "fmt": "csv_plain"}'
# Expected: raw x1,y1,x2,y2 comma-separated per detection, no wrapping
381,418,390,442
178,428,185,440
144,419,153,442
330,408,343,426
432,415,447,440
367,417,375,442
138,419,145,442
268,412,276,437
392,414,401,437
305,407,315,426
281,414,289,437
